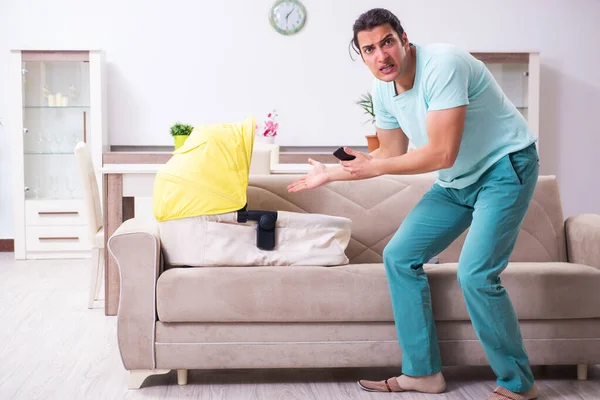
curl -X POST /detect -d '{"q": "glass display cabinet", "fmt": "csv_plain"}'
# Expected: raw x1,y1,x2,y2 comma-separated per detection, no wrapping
9,49,107,260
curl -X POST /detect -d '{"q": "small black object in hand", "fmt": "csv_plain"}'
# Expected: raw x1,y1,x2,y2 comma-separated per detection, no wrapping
333,147,356,161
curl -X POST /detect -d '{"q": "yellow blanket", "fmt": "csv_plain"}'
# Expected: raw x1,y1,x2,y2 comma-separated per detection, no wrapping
153,116,256,222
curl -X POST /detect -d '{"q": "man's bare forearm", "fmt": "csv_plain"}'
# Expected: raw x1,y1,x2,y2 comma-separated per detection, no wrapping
325,147,389,183
324,164,360,182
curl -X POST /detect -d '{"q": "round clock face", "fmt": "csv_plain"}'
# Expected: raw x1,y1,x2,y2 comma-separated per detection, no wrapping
270,0,306,35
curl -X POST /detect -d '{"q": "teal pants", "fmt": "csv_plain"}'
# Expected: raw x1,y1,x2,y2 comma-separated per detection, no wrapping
383,143,539,392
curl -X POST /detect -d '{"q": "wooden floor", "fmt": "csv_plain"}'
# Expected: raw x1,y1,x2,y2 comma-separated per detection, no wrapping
0,252,598,399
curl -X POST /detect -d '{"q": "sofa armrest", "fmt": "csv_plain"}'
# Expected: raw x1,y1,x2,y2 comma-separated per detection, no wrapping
566,213,600,269
107,218,162,370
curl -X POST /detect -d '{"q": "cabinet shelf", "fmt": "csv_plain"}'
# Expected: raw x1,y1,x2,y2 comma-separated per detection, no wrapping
24,152,74,155
25,196,83,201
23,106,90,109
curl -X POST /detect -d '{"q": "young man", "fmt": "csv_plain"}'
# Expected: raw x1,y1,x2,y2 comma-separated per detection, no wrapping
287,8,540,400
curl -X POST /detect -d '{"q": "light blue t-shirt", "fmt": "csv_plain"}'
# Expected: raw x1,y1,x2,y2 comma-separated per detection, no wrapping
372,43,537,189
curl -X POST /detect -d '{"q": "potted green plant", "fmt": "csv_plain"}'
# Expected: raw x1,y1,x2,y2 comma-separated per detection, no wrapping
170,123,193,149
356,92,379,152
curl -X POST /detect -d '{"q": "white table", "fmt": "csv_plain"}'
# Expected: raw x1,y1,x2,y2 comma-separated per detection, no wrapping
99,164,161,315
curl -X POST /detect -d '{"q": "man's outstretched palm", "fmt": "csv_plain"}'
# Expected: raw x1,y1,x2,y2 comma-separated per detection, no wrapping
287,158,329,192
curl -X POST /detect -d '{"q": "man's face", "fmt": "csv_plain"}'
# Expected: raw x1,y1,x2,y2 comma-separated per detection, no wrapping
357,24,409,82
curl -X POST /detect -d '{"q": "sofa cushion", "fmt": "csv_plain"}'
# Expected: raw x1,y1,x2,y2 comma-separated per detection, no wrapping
156,262,600,323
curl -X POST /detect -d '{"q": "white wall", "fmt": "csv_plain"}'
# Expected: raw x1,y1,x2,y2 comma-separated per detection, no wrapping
1,0,599,238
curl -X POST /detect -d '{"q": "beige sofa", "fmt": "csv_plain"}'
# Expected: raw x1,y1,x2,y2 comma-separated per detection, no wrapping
107,174,600,389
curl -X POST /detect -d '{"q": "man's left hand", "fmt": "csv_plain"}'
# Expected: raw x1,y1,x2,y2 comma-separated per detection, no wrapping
341,147,383,179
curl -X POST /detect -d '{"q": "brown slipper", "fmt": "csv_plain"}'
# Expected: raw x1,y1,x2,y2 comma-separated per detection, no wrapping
487,384,538,400
357,377,404,392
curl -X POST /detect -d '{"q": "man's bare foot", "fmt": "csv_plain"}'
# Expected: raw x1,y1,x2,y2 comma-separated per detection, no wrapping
358,371,447,393
396,371,447,393
487,383,538,399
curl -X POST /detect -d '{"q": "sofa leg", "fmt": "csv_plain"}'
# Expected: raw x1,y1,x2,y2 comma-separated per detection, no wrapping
177,369,188,385
128,369,171,389
577,364,588,380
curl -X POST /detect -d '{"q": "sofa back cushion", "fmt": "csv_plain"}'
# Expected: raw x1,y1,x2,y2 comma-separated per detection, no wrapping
247,174,567,263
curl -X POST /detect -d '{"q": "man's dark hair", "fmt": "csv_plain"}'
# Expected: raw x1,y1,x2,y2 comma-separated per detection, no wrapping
349,8,405,59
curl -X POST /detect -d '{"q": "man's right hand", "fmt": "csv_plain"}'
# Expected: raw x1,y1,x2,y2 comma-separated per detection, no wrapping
287,158,329,192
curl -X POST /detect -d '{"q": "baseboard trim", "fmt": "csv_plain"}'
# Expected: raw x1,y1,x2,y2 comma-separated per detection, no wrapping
0,239,14,252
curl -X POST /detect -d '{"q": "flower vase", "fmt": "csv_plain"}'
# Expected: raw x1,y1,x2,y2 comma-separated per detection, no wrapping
256,135,275,145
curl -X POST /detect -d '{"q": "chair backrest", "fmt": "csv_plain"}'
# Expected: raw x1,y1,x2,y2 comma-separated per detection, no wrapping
74,142,103,243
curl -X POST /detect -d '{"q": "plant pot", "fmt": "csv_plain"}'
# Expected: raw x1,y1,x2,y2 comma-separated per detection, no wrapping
173,135,188,150
366,134,379,152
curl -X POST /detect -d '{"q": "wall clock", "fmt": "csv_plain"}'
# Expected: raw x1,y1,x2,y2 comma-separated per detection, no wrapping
269,0,307,36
